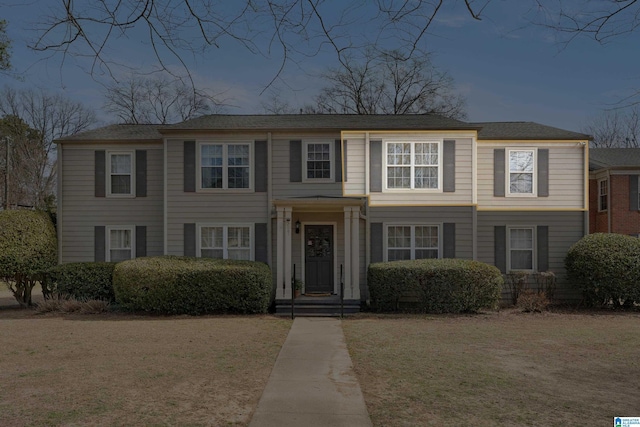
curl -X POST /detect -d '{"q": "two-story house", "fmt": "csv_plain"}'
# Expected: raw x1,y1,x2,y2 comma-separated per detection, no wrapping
589,148,640,236
55,115,590,309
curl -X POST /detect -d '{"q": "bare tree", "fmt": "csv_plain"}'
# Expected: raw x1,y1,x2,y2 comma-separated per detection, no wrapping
312,50,466,118
30,1,489,88
0,87,97,208
260,89,296,115
0,20,10,72
104,76,222,124
583,108,640,148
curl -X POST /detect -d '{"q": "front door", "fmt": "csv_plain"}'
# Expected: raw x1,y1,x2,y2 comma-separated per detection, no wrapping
304,225,334,293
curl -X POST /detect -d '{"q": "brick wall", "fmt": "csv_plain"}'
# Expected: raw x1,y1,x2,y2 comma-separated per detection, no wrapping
589,178,609,233
610,175,640,235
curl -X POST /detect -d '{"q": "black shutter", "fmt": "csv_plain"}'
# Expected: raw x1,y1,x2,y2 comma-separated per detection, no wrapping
494,226,506,273
136,226,147,258
255,140,268,192
538,149,549,197
135,150,147,197
95,151,106,198
443,223,456,258
371,222,383,263
370,140,382,193
290,140,302,182
630,175,639,211
184,141,196,192
94,226,106,262
494,149,505,197
443,140,455,192
537,226,549,272
184,223,196,257
255,223,268,263
335,139,343,183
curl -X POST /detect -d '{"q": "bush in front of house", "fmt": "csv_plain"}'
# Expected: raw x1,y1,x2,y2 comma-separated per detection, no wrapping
0,210,58,307
565,233,640,307
48,262,117,302
112,256,272,314
368,258,503,313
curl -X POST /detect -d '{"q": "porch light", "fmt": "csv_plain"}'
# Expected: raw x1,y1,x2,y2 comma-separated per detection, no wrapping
295,220,301,234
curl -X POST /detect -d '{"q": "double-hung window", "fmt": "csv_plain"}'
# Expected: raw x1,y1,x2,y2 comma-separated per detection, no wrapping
598,179,608,211
108,152,134,196
107,226,134,262
386,225,439,261
507,149,535,196
200,143,251,190
508,227,534,271
386,142,440,190
199,225,252,260
304,142,332,180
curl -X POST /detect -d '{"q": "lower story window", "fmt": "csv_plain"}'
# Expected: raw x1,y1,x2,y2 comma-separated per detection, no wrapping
107,226,134,262
508,227,534,271
386,225,439,261
199,224,252,260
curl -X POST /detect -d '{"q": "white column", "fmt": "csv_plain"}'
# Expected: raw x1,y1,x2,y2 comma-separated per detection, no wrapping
343,208,352,298
283,207,293,299
350,207,360,300
276,207,284,299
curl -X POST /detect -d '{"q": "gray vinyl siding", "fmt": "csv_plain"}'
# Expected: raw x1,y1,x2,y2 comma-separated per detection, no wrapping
478,142,585,209
60,145,164,263
165,138,268,256
477,211,585,301
368,206,474,260
272,136,343,198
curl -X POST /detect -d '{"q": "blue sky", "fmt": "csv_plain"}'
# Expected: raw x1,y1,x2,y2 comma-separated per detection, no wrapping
2,1,639,133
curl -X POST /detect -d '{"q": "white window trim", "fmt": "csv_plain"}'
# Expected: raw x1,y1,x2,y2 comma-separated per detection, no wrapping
196,141,254,192
196,223,254,260
105,225,135,262
383,140,443,192
506,148,537,197
383,223,442,262
302,141,334,182
107,151,135,198
598,178,608,212
506,226,536,273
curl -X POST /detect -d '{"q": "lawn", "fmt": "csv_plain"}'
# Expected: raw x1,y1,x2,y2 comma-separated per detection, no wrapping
0,307,291,427
343,311,640,427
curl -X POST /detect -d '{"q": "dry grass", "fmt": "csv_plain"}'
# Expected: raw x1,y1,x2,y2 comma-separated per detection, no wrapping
0,309,291,427
344,311,640,427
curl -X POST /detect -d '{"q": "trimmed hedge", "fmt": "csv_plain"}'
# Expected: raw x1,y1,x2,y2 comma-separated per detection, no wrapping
0,210,57,307
565,233,640,307
368,258,503,313
113,256,272,314
48,262,116,302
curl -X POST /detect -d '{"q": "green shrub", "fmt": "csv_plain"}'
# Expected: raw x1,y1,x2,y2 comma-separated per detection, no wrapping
565,233,640,307
48,262,116,302
368,258,503,313
0,210,57,307
113,256,272,314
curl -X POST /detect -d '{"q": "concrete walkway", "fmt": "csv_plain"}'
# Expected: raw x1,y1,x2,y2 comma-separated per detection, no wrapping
249,317,373,427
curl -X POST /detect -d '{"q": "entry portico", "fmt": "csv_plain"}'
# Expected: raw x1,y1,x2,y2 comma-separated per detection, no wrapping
273,197,365,301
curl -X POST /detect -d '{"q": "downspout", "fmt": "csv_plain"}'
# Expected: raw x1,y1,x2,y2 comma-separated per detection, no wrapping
472,133,478,260
163,138,168,254
57,143,63,264
607,170,612,233
364,132,370,302
267,132,273,267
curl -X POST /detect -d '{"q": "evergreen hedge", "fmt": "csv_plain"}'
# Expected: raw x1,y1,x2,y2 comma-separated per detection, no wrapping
565,233,640,307
368,258,503,313
48,262,117,302
113,256,272,314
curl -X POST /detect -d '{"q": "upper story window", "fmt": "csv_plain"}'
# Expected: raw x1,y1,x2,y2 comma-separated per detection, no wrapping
198,224,252,260
386,141,441,190
508,149,535,196
108,152,134,196
508,227,534,271
199,143,251,190
304,142,333,181
598,179,608,211
107,226,134,262
386,224,439,261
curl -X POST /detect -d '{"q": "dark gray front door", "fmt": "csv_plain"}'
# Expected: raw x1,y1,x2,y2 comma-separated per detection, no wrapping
304,225,334,293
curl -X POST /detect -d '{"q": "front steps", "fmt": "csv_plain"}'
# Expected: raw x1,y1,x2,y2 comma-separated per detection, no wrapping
275,295,361,317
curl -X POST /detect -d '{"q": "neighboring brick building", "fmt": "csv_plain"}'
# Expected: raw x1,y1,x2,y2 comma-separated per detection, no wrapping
589,148,640,236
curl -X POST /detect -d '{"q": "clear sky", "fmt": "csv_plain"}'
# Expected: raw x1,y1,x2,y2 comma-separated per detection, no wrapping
2,1,639,133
